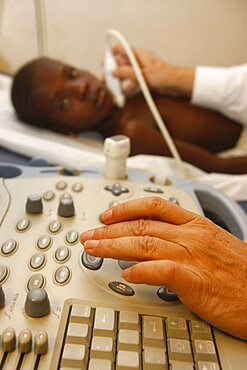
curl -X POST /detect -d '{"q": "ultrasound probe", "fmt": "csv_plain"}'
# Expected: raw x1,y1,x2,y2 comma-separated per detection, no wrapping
103,29,190,178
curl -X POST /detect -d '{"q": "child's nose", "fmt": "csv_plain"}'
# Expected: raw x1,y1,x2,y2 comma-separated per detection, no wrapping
77,82,89,99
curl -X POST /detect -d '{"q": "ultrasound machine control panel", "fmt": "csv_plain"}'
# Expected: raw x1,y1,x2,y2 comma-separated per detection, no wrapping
0,136,247,370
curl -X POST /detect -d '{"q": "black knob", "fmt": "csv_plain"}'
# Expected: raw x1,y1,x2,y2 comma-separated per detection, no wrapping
26,194,43,214
58,198,75,217
25,288,50,318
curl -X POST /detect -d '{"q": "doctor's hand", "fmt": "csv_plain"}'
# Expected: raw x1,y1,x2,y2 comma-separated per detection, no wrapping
111,45,195,97
80,197,247,340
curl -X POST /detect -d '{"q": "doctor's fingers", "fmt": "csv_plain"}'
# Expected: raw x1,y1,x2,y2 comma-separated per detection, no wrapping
112,44,156,68
111,44,140,64
112,65,137,81
80,219,180,245
121,259,200,296
100,197,198,226
83,235,188,263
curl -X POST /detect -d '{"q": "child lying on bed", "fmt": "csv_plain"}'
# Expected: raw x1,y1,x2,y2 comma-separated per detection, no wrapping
11,57,247,174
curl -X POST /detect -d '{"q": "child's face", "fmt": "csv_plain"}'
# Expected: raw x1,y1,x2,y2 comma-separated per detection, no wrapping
33,59,114,133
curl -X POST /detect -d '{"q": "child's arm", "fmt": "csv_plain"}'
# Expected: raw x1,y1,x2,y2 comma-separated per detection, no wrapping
120,118,247,174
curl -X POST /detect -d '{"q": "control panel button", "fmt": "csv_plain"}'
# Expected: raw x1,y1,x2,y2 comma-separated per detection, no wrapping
26,194,43,214
43,190,55,201
27,274,45,291
2,327,16,352
29,253,46,270
54,266,72,285
104,183,129,196
37,234,52,250
72,182,84,192
108,281,135,296
15,217,31,232
18,329,32,353
58,198,75,217
65,230,79,245
25,288,50,318
144,186,164,194
56,180,68,190
0,284,5,308
34,330,48,354
55,246,71,263
169,196,180,205
81,251,103,270
48,220,62,233
1,239,18,256
157,286,179,302
109,200,120,208
0,265,9,284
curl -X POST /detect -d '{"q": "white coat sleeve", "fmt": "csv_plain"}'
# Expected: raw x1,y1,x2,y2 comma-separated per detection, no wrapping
191,64,247,127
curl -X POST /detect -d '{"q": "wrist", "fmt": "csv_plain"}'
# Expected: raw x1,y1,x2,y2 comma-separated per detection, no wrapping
165,65,195,98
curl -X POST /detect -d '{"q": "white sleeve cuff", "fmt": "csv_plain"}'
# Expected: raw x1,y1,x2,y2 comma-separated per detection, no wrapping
191,65,247,127
191,66,228,111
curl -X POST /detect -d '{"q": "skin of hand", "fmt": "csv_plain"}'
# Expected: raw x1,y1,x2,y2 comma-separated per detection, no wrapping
80,197,247,340
111,44,195,97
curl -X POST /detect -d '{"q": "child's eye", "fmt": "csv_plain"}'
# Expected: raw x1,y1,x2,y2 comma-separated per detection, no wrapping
69,68,78,79
60,97,69,111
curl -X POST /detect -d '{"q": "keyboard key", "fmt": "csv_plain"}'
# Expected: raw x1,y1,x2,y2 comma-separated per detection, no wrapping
142,316,165,348
119,311,140,330
167,338,193,362
61,343,88,368
88,358,113,370
66,322,91,346
70,304,94,326
170,362,194,370
93,307,117,339
90,336,115,361
196,361,220,370
166,317,189,339
118,329,141,352
189,320,212,340
192,339,217,362
142,346,168,370
116,350,140,370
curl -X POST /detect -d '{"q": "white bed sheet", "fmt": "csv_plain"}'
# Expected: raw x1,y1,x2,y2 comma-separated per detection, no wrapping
0,73,247,201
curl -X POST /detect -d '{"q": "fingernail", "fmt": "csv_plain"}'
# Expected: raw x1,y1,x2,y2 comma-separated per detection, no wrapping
84,240,100,250
100,208,112,223
80,229,94,242
121,268,131,279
